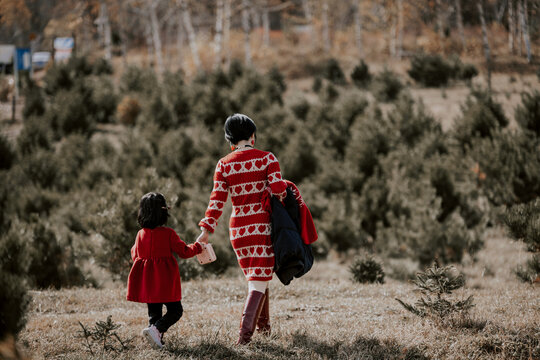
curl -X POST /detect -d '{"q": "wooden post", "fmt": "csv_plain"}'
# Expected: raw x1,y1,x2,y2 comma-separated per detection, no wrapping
477,2,492,93
11,94,16,123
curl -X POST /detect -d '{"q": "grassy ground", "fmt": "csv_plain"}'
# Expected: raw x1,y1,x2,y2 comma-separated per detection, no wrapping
18,228,539,359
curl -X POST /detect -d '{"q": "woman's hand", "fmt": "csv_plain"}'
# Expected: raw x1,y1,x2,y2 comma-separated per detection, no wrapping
196,228,210,245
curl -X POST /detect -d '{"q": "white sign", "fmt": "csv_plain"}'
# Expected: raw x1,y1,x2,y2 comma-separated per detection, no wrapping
54,37,74,62
0,45,15,64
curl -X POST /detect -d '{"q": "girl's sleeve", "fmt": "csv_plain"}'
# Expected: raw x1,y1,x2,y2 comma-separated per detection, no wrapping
266,152,287,202
198,160,228,234
170,229,203,259
130,232,140,261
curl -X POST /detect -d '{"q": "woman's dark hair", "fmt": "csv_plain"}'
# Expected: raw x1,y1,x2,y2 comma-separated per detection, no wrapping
137,192,169,229
224,113,257,145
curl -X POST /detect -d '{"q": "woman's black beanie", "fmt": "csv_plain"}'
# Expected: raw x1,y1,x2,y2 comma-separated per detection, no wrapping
224,113,257,144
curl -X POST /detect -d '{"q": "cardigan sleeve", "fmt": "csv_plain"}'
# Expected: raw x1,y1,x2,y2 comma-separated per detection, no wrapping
170,229,203,259
130,231,140,261
198,160,228,234
266,152,287,202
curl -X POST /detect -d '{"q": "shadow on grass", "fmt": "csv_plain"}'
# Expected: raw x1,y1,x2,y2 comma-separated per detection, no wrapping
288,331,429,360
166,340,252,360
166,331,430,360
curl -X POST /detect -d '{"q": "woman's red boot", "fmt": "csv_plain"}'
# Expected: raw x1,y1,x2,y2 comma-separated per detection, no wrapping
237,291,265,345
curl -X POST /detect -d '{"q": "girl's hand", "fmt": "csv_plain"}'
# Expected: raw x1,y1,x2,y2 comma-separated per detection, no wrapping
196,229,209,245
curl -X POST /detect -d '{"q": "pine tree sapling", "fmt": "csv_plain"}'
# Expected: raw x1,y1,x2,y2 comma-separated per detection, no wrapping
396,261,474,322
372,68,403,102
515,90,540,137
504,199,540,283
351,60,371,88
350,256,385,284
78,315,133,355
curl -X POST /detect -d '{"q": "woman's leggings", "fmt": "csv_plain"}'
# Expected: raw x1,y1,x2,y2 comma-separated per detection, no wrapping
248,280,269,293
147,301,183,333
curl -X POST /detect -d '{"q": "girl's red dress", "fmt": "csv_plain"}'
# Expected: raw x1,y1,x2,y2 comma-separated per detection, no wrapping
126,227,202,303
199,149,287,281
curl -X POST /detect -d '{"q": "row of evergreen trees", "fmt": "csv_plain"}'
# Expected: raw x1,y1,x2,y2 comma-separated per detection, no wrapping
1,55,539,339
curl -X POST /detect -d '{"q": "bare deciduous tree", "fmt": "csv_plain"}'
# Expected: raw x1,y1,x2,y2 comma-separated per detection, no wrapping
302,0,315,47
214,0,224,68
178,0,201,69
518,0,532,62
224,0,232,67
353,0,363,55
147,0,164,74
436,0,445,51
508,0,515,53
262,0,270,47
477,2,492,92
322,0,330,51
397,0,404,59
242,0,252,65
455,0,466,50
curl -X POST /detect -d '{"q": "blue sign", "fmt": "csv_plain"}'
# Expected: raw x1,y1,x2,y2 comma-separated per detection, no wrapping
16,48,31,70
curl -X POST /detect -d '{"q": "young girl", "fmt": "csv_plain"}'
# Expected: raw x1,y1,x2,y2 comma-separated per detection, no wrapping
126,192,204,349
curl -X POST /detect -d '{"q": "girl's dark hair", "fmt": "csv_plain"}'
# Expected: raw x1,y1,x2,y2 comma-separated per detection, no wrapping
137,192,169,229
224,113,257,145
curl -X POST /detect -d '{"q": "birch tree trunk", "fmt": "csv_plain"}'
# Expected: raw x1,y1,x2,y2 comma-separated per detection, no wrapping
322,0,331,52
508,0,514,53
455,0,466,50
353,0,363,55
262,0,270,47
477,2,492,92
397,0,404,59
98,1,112,60
302,0,315,47
519,0,532,62
436,0,445,51
214,0,224,68
118,2,128,64
178,0,201,69
251,3,261,30
148,0,164,75
144,20,154,66
224,0,232,67
242,0,252,66
390,15,396,58
177,16,185,68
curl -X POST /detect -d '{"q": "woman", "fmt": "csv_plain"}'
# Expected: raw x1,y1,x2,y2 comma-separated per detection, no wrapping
197,113,287,345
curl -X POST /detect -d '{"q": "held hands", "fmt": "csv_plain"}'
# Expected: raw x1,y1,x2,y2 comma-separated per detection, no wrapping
196,228,210,246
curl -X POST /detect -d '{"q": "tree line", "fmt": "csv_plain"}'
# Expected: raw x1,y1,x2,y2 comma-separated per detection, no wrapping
0,0,538,74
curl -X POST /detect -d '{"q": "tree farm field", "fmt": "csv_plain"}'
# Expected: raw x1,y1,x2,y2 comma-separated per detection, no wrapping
19,231,539,360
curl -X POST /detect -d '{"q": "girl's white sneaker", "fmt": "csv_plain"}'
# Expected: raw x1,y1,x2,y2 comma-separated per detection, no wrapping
142,325,163,349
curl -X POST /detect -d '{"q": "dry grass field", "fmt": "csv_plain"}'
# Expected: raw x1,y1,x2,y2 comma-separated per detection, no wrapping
17,228,539,360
